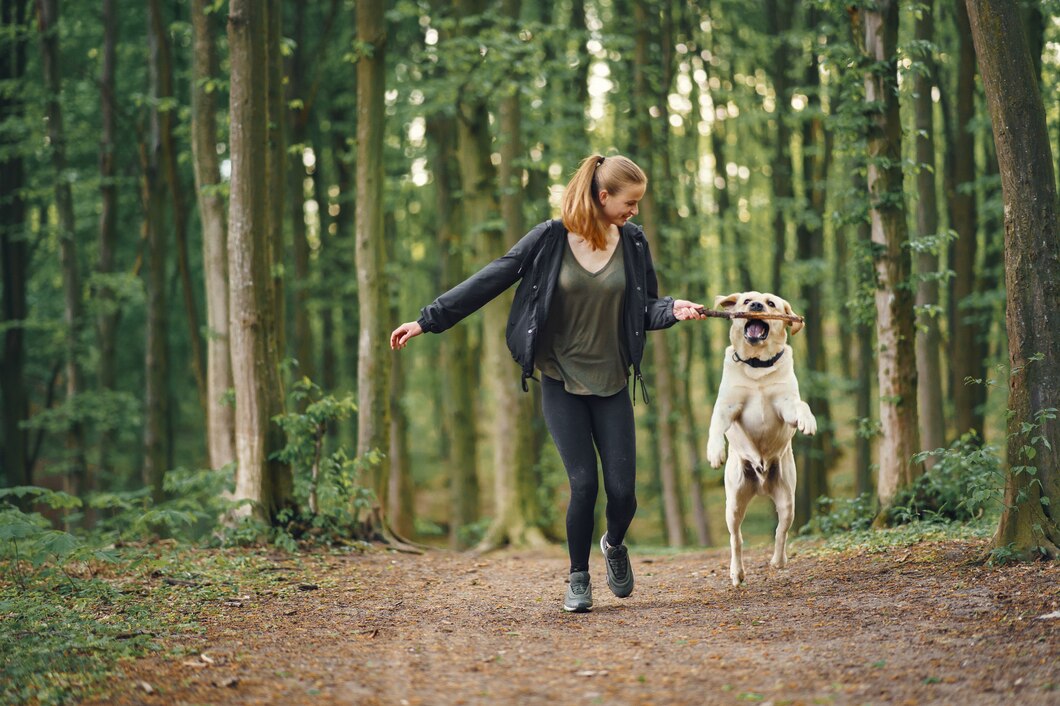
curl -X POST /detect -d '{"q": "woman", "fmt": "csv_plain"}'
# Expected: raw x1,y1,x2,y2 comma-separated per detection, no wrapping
390,154,705,612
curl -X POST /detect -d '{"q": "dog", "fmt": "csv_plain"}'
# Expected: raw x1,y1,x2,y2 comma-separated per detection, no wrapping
706,291,816,586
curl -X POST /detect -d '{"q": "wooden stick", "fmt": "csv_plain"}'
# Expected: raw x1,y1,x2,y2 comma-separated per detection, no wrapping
694,307,805,324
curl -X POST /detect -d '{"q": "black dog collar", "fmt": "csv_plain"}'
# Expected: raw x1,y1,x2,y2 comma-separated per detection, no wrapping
732,349,784,368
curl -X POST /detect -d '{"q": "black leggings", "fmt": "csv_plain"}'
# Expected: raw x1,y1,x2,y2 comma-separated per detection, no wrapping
541,375,637,574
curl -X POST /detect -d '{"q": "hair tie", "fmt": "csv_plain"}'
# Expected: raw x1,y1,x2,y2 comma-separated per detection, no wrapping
597,157,605,167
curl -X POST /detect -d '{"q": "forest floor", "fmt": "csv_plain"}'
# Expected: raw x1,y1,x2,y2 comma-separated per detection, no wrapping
93,535,1058,706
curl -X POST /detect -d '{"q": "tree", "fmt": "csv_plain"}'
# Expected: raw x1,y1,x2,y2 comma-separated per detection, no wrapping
142,0,171,500
190,0,235,471
354,0,391,537
948,0,986,440
853,0,922,513
965,0,1060,558
475,0,549,552
36,0,86,501
0,0,28,489
633,0,686,548
227,0,293,521
912,0,946,464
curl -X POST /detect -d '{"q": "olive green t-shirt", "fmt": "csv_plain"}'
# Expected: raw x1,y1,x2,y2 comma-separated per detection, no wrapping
535,239,628,396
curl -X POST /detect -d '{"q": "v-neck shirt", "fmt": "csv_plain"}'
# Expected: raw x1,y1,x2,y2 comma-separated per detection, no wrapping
535,238,628,396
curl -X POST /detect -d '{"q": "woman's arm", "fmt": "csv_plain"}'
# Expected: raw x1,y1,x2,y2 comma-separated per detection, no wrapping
391,220,552,349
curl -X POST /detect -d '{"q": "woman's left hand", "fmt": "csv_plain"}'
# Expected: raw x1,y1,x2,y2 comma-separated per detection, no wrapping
673,299,707,321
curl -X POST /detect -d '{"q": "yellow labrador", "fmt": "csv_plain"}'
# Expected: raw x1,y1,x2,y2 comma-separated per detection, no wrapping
706,291,816,586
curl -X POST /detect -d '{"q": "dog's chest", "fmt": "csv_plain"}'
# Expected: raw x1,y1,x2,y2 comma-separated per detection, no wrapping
731,389,792,454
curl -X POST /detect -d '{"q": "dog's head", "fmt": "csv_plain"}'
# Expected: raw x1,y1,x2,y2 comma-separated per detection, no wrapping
713,291,803,360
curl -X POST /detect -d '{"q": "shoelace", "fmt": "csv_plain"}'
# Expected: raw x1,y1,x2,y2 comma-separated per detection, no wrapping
606,546,629,581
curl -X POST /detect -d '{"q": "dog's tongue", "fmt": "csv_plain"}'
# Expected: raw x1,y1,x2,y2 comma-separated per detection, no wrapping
746,321,768,339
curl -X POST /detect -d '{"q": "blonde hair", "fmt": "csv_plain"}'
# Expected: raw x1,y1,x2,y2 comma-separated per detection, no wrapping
561,154,647,250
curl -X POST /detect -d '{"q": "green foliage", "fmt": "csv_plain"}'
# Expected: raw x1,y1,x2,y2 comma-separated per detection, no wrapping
272,378,375,544
889,433,1003,525
800,492,878,537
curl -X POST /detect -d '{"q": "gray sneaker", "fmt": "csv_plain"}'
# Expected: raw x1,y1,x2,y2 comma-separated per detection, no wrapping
563,571,593,612
600,534,634,598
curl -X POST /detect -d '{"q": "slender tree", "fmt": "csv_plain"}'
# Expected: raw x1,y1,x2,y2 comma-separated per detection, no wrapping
476,0,549,551
141,0,171,500
190,0,235,470
766,0,794,294
633,0,685,547
913,0,946,463
36,0,86,501
965,0,1060,558
949,0,986,440
266,0,285,356
0,0,28,488
854,0,922,513
354,0,391,537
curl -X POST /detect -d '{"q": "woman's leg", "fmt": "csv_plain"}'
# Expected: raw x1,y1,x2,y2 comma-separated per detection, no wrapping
541,376,599,573
588,388,637,546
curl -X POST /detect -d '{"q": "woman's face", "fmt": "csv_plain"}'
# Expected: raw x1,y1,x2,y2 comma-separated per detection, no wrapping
598,182,646,228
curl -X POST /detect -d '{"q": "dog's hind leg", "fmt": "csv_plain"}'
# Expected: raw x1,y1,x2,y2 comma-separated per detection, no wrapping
725,471,756,586
770,455,796,569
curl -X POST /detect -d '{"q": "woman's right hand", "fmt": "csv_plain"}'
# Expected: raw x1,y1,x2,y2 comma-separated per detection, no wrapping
390,321,423,350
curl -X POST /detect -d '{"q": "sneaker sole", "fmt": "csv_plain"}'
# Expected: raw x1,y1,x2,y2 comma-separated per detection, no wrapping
563,604,593,613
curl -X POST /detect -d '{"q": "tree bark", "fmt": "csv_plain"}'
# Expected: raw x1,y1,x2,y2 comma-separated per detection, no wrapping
476,4,549,551
228,0,293,522
949,0,986,440
190,0,235,471
913,0,946,465
856,0,922,513
386,211,414,538
634,1,685,547
287,1,314,381
964,0,1060,558
36,0,86,502
354,0,391,537
0,0,28,489
766,0,793,294
150,0,207,416
794,18,834,529
426,108,479,550
142,5,170,501
266,0,286,357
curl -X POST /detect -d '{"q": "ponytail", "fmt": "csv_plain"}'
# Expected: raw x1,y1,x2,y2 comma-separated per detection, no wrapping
561,154,647,250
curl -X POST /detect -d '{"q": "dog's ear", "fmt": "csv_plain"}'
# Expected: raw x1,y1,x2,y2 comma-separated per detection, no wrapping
714,293,740,310
783,300,804,336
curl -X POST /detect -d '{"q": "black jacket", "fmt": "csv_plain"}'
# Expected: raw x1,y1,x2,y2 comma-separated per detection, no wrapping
417,218,677,402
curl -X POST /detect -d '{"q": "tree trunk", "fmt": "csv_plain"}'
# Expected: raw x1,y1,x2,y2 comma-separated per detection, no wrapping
190,0,235,471
354,0,391,537
228,0,293,522
266,0,286,357
965,0,1060,558
426,108,479,550
856,0,922,513
913,0,946,465
386,212,415,539
634,1,684,547
949,0,986,440
36,0,86,502
766,0,793,294
287,1,314,381
794,20,834,529
476,4,549,551
0,0,28,489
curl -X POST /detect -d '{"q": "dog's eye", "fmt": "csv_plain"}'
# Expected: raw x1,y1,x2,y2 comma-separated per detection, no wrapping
767,300,775,308
743,299,751,305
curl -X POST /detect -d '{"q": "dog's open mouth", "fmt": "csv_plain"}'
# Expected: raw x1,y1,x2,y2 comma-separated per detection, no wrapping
744,319,769,343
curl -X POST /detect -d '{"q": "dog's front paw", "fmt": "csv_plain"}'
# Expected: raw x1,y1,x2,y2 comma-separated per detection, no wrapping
707,436,727,468
796,405,817,436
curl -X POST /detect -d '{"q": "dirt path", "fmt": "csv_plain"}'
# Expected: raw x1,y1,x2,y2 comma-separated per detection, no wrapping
103,538,1058,705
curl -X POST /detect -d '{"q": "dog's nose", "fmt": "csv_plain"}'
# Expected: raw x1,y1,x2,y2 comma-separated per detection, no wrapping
750,301,765,312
